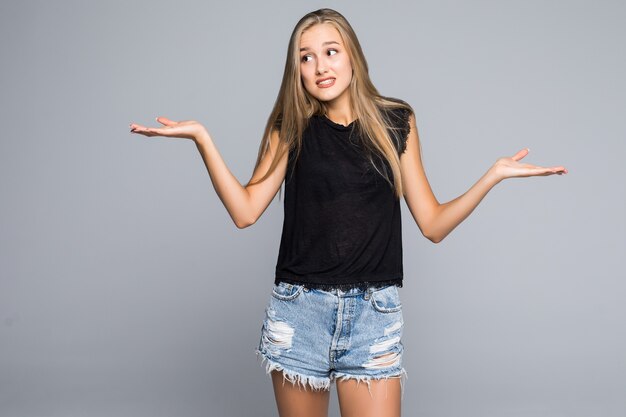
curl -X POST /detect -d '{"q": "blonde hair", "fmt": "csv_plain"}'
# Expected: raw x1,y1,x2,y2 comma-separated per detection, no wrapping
247,8,413,198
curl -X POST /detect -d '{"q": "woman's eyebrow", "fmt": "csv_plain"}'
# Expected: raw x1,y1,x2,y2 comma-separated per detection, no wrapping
300,41,340,52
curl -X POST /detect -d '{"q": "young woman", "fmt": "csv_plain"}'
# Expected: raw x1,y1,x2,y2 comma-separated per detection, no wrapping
130,8,567,417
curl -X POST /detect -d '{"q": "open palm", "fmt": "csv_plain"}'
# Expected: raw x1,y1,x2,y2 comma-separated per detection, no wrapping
493,148,567,181
129,117,207,141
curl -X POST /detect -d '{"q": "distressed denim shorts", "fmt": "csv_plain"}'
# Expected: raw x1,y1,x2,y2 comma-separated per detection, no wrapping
255,281,407,394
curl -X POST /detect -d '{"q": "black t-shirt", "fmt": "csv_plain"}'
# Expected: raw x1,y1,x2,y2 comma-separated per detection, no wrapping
274,105,412,290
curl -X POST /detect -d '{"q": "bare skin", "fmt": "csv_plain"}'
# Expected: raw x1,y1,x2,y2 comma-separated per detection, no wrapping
336,377,402,417
128,23,567,237
271,371,331,417
271,371,401,417
129,20,568,417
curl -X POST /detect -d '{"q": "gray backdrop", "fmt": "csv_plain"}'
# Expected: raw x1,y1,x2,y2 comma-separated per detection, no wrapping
1,0,624,416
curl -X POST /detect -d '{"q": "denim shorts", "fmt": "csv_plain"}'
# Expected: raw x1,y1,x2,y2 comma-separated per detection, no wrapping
255,281,407,395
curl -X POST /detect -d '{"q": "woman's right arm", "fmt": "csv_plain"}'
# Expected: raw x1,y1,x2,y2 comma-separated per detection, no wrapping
194,128,288,228
130,117,288,229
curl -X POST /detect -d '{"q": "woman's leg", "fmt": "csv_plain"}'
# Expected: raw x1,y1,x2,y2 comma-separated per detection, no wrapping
271,370,331,417
336,377,401,417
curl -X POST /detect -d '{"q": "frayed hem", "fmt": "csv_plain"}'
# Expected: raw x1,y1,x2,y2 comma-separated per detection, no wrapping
255,350,331,391
332,368,408,399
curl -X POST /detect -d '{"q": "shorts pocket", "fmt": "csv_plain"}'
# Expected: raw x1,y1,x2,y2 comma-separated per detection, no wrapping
271,282,305,301
370,285,402,313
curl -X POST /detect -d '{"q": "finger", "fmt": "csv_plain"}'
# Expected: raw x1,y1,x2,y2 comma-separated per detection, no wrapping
549,166,568,174
536,165,568,174
156,116,177,126
529,166,568,176
129,124,162,136
130,123,152,130
518,162,567,173
129,123,144,132
142,126,167,136
511,148,530,161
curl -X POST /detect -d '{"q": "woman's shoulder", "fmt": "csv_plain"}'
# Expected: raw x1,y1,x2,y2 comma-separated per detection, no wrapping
379,97,412,129
379,96,413,120
379,97,414,155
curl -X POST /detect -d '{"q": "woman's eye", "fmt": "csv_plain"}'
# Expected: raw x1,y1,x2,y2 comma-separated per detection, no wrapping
301,49,337,63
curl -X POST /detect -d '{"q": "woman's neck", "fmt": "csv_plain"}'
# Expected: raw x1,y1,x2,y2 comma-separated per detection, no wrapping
325,98,355,127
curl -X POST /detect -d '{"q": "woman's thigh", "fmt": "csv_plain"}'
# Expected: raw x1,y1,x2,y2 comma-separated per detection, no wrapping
272,370,331,417
336,377,401,417
271,370,401,417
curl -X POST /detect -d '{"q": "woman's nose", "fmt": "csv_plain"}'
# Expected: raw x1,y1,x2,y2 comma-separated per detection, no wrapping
316,59,328,74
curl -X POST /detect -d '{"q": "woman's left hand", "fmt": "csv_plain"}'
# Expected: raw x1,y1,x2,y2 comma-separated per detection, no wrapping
490,148,568,183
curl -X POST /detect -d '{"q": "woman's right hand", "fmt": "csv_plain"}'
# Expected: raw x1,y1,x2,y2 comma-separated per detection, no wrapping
130,117,209,142
130,115,288,229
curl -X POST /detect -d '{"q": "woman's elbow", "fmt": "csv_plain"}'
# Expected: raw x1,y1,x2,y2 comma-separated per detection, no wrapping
421,227,445,244
428,234,444,244
235,220,251,229
234,214,258,229
235,219,257,229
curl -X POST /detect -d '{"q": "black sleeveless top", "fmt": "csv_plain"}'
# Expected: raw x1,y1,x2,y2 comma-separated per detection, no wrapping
274,104,412,291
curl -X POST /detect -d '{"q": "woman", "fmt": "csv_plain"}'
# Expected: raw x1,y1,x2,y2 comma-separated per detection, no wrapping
130,8,567,417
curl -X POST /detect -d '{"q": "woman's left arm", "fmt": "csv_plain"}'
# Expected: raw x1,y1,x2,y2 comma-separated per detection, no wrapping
401,113,567,243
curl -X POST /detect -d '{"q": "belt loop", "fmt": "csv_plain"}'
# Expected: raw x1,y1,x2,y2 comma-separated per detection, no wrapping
364,287,371,300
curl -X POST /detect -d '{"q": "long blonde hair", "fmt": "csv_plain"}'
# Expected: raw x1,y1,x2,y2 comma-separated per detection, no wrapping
246,8,413,198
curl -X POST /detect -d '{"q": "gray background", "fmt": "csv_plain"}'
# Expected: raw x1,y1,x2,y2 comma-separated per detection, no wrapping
1,0,624,416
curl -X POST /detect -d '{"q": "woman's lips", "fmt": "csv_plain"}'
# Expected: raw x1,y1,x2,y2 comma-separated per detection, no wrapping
317,78,335,88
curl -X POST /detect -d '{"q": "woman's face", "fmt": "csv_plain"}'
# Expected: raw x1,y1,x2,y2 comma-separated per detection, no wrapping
299,23,353,107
